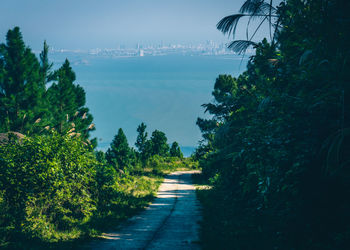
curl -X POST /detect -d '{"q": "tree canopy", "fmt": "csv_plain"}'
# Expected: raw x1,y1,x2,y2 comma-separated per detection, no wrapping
0,27,95,146
135,122,149,162
47,59,95,141
106,128,131,169
150,129,169,157
197,0,350,248
170,141,183,158
0,27,47,133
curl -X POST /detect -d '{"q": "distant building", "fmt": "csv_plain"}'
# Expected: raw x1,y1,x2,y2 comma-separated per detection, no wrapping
139,49,144,57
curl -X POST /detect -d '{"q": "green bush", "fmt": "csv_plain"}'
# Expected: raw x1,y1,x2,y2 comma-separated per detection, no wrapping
146,155,197,173
0,130,197,247
0,133,98,243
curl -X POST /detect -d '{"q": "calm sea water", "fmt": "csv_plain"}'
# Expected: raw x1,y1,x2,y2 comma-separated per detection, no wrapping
50,54,248,156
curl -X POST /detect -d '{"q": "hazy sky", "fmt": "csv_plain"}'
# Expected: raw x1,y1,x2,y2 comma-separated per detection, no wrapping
0,0,262,50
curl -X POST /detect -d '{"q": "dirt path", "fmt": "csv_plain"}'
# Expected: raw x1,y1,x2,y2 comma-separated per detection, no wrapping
83,170,201,249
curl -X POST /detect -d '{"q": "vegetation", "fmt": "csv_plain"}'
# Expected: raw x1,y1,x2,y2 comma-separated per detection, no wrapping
170,141,183,158
195,0,350,249
0,133,97,245
0,27,193,248
0,131,175,248
0,27,47,134
150,129,170,157
135,122,149,164
0,27,95,145
46,59,95,142
106,128,132,169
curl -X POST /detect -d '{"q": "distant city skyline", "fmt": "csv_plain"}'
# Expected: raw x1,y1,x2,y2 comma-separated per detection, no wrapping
43,40,256,59
45,40,237,51
1,0,270,50
43,40,233,51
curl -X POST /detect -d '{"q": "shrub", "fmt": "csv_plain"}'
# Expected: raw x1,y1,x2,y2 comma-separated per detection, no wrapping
0,133,98,242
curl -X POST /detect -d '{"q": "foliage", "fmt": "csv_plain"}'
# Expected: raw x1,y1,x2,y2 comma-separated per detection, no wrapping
147,155,197,174
39,40,54,86
47,59,95,141
107,124,190,172
150,129,169,157
169,141,183,158
0,133,97,244
0,27,48,134
106,128,131,170
135,122,149,163
90,162,163,233
196,0,350,249
0,27,96,148
217,0,280,54
0,131,194,248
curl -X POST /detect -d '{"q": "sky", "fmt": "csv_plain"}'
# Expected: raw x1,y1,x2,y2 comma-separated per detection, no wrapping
0,0,266,50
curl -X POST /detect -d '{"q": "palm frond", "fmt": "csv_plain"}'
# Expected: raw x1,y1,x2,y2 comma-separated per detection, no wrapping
202,103,223,115
321,128,350,176
240,0,275,16
228,40,257,54
217,14,246,37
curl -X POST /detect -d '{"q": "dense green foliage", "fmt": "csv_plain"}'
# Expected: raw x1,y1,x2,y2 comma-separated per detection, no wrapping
134,123,184,163
170,141,183,158
106,128,131,169
150,129,170,157
0,133,97,244
135,122,149,163
107,124,185,172
0,117,190,248
0,132,174,247
0,27,95,146
47,59,95,142
0,27,47,133
196,0,350,249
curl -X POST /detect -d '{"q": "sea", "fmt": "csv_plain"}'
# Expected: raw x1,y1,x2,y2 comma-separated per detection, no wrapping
49,53,248,157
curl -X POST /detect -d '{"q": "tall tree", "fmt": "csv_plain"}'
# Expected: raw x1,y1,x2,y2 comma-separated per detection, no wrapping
106,128,131,169
150,130,169,156
169,141,183,158
39,40,53,86
47,59,95,141
135,122,148,152
135,122,149,162
0,27,47,133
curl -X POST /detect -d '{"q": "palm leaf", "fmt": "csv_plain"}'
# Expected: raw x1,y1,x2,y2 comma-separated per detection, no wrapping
217,14,246,37
227,40,257,54
240,0,275,16
321,128,350,176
